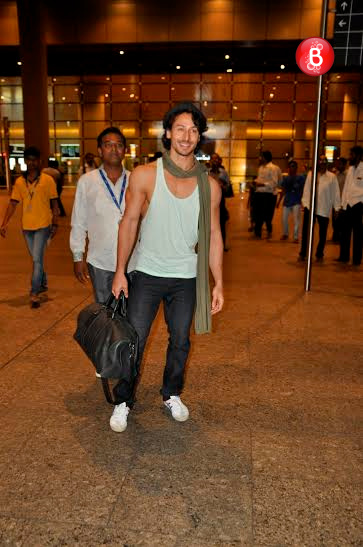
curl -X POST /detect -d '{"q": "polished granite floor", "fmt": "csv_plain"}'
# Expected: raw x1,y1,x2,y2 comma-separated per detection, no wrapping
0,188,362,546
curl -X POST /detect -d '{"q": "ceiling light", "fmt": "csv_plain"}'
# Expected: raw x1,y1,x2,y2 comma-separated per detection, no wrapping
176,65,181,70
1,79,5,82
161,76,165,80
276,75,280,79
203,101,208,106
233,105,238,110
105,93,109,98
336,74,341,79
129,93,135,98
269,93,274,98
62,96,66,100
280,64,285,69
0,96,4,100
218,76,222,80
17,61,22,66
106,77,110,81
119,50,125,55
122,87,126,91
52,78,57,82
225,54,230,60
226,68,232,73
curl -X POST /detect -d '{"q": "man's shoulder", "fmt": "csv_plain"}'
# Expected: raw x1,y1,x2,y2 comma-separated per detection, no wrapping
78,169,100,186
41,172,56,185
130,163,157,184
14,175,25,186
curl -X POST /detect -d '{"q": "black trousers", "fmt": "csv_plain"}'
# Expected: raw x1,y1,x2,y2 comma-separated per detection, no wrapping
339,203,363,265
87,263,114,304
113,271,196,406
254,193,277,237
299,208,329,259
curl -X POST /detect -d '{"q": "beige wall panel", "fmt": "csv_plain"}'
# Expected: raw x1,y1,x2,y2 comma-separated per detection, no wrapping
0,3,18,45
233,11,267,41
169,15,201,42
105,15,137,43
136,15,170,42
267,10,301,40
299,9,320,38
201,13,234,40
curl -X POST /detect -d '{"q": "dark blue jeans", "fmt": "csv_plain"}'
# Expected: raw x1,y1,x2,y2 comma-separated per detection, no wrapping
23,225,51,295
113,271,196,406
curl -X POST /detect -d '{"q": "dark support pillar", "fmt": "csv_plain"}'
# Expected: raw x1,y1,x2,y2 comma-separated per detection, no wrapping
17,0,49,160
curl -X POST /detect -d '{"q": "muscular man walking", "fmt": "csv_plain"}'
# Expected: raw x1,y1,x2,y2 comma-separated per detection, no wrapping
111,102,224,432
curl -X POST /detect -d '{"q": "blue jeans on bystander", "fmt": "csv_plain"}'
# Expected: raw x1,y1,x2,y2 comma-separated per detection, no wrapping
23,225,51,295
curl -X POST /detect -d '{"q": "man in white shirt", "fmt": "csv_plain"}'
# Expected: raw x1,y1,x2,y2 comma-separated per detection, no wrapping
254,150,282,239
299,155,340,262
337,145,363,266
70,127,129,303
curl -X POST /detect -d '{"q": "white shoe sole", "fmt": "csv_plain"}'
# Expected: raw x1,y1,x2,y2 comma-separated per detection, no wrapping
109,420,127,432
164,403,189,422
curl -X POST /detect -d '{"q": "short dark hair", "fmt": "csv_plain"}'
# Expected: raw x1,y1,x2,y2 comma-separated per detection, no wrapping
97,126,126,148
24,146,40,159
288,160,298,168
350,145,363,158
262,150,272,163
338,157,347,166
48,159,59,168
162,102,208,150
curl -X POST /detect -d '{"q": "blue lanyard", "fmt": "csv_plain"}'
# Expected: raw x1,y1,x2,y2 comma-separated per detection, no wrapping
99,168,127,211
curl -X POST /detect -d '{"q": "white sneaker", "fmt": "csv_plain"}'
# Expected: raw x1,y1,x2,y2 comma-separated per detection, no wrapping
110,402,129,432
164,396,189,422
95,371,101,378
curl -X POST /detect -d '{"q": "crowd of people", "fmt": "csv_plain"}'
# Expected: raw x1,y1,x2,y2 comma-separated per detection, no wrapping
247,147,363,268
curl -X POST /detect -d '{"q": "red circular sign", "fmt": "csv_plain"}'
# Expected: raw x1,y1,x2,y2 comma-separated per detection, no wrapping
296,38,334,76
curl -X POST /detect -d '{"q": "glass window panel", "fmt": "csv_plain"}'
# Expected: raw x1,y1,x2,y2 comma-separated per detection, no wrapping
262,102,293,121
201,83,231,101
233,83,262,101
296,83,317,101
84,103,111,121
113,121,140,139
293,141,313,162
296,73,314,82
212,141,230,159
8,122,24,139
171,74,201,83
54,85,80,103
171,83,200,102
112,84,140,101
264,73,295,82
83,75,111,84
232,103,261,121
0,77,21,85
84,122,111,139
202,102,231,120
328,82,359,102
51,76,80,84
112,102,139,120
205,121,230,139
112,75,139,84
142,121,163,138
246,142,262,163
55,121,81,139
294,122,313,140
261,140,292,161
141,75,169,83
359,107,363,122
233,74,263,82
48,86,53,103
232,121,261,139
263,83,294,101
329,73,361,82
203,74,232,83
82,84,111,103
0,86,23,103
231,140,248,157
141,139,161,156
49,140,56,155
55,104,81,121
0,104,23,119
295,103,315,122
82,139,99,155
142,84,169,101
48,105,53,121
142,102,169,120
262,122,293,139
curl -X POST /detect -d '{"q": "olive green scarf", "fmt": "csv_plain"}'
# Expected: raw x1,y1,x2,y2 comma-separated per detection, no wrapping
162,152,211,334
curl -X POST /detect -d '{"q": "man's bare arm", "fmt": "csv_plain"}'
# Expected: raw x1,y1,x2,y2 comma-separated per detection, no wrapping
208,176,224,314
0,200,18,237
112,165,151,297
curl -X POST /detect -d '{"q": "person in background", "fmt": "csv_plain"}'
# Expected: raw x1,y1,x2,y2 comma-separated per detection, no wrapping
210,164,229,251
43,159,66,217
277,160,305,243
253,150,282,239
210,153,234,197
336,145,363,267
299,155,340,262
78,152,97,178
70,127,129,304
331,157,348,243
0,146,59,308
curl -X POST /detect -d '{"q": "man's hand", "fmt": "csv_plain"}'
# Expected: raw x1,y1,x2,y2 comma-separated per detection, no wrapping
0,225,7,238
73,261,89,284
50,224,58,239
211,283,224,315
112,271,129,298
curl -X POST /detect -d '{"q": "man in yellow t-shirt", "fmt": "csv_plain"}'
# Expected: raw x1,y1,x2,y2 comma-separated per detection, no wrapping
0,146,59,308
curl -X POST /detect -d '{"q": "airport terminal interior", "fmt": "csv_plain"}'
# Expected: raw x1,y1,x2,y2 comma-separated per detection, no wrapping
0,0,362,545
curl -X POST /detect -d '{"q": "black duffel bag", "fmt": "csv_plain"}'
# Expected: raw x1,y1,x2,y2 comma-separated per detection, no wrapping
73,293,138,404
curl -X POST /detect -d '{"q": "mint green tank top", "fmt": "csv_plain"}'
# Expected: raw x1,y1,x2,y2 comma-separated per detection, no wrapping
127,157,200,278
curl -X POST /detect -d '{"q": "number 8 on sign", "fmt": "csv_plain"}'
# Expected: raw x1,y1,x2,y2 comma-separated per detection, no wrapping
296,38,334,76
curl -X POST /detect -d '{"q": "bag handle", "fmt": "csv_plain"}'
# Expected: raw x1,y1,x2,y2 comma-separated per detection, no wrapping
104,292,127,318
